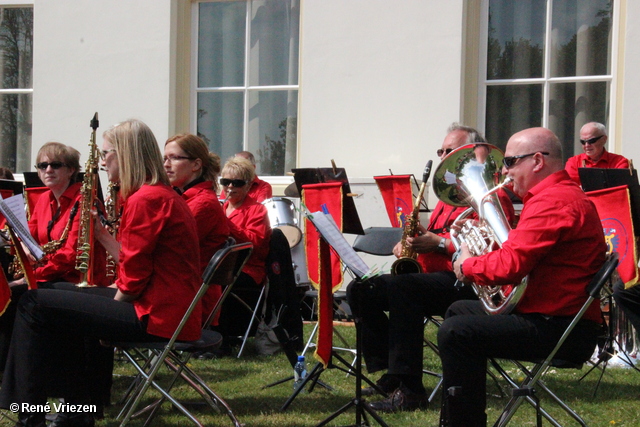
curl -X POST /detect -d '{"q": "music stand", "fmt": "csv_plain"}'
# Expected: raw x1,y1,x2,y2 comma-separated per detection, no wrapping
579,167,640,235
22,172,104,204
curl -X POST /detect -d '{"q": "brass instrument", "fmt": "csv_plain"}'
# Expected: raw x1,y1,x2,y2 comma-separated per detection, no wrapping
391,160,433,276
104,181,121,278
75,112,100,287
433,144,526,315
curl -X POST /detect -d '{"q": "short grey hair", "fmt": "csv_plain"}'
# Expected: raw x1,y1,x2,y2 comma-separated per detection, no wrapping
583,122,607,136
447,122,486,144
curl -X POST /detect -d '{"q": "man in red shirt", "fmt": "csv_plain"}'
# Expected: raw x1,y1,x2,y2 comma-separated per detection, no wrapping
351,124,515,412
564,122,629,184
235,151,273,203
439,127,607,426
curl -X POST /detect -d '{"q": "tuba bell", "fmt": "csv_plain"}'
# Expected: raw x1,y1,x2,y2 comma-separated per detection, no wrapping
433,143,526,315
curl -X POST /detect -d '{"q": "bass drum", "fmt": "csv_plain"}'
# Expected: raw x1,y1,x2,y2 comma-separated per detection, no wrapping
262,197,302,248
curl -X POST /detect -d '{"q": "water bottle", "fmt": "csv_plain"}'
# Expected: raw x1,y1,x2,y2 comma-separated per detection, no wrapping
293,355,307,390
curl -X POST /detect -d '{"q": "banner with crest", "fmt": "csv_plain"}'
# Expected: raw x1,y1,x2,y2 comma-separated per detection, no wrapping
374,175,413,228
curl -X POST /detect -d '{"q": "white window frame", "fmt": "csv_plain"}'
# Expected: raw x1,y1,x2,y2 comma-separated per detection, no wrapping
476,0,621,149
189,0,300,182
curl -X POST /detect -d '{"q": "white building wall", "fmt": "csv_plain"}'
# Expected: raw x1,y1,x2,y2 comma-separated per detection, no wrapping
620,1,640,164
32,0,175,163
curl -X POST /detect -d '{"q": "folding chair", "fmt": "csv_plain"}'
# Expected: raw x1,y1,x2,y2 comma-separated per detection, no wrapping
492,252,619,427
115,242,253,427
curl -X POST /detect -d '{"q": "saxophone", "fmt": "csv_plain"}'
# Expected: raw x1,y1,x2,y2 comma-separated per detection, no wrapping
75,112,100,287
104,181,121,278
391,160,433,276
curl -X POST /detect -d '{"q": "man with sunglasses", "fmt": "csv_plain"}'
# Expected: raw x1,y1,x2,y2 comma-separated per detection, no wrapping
565,122,629,184
350,123,515,413
438,127,606,426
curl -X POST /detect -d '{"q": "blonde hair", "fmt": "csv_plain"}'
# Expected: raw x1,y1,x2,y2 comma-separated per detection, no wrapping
36,141,81,182
221,157,255,183
165,133,221,191
103,119,169,199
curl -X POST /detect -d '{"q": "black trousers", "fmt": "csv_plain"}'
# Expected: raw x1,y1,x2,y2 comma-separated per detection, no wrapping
0,288,165,409
613,280,640,333
437,300,601,427
347,271,476,375
215,272,262,344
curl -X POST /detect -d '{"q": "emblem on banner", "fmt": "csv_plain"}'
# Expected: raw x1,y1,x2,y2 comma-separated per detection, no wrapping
602,217,630,261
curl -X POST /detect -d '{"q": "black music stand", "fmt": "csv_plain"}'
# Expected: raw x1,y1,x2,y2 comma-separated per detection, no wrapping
22,171,104,203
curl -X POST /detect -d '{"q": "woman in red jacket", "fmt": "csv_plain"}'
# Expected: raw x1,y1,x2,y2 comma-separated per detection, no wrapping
217,157,271,353
0,119,202,427
164,133,230,325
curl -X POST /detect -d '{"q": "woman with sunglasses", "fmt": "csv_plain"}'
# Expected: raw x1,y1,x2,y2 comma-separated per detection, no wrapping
164,133,230,326
216,157,271,354
0,119,202,427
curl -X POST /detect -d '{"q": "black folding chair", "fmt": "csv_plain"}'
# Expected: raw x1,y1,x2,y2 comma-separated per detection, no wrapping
492,252,619,427
115,242,253,427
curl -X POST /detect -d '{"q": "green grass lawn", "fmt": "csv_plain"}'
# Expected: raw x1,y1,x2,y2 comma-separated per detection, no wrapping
4,323,637,426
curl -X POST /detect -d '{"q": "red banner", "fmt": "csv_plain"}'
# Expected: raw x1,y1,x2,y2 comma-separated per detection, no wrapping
0,269,10,316
587,185,639,288
302,182,343,367
374,175,413,228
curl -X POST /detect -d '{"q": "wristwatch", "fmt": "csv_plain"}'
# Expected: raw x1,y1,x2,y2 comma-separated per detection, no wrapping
437,237,446,253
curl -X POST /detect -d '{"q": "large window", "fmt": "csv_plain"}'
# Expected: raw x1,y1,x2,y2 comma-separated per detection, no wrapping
0,6,32,173
480,0,614,160
194,0,299,176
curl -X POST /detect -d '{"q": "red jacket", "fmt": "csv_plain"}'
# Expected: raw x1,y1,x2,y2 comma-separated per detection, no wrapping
247,177,272,203
116,184,202,340
565,150,629,184
224,198,271,285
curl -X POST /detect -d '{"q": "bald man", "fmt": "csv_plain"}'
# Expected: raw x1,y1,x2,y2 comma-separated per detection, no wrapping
235,151,273,202
440,127,607,426
565,122,629,184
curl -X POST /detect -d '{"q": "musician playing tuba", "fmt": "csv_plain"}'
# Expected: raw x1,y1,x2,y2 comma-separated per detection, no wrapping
439,127,607,426
347,124,516,413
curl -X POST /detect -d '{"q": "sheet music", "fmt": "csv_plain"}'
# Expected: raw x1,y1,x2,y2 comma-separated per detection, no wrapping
0,193,44,260
306,211,372,279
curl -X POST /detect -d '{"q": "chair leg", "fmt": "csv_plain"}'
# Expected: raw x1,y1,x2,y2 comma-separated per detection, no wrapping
237,284,267,358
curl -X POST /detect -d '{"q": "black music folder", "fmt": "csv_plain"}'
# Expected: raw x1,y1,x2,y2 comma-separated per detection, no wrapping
580,167,640,235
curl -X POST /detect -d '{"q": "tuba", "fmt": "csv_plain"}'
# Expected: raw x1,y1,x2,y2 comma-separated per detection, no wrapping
75,112,100,287
391,160,433,276
433,144,526,315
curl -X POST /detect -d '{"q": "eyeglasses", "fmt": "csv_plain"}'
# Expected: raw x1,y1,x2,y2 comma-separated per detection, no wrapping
220,178,247,187
35,162,67,170
99,149,116,160
579,136,603,145
502,152,549,169
437,148,454,157
163,155,194,163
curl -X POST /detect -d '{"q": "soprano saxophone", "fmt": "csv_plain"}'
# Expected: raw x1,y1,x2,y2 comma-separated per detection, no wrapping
391,160,433,276
104,181,121,278
75,112,100,287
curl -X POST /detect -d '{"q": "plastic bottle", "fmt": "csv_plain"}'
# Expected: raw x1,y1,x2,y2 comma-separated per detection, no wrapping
293,355,307,390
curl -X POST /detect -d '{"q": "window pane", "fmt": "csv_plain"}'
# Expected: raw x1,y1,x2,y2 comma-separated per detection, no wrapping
198,2,246,88
487,0,545,79
197,92,244,161
0,93,32,172
0,8,33,90
247,90,297,176
485,85,543,149
550,0,612,78
548,81,609,161
249,0,299,86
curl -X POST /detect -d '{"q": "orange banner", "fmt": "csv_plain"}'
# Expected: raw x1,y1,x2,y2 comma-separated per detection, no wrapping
374,175,414,228
587,185,639,288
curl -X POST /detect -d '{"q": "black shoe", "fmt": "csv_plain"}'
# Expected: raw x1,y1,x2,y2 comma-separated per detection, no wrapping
14,413,47,427
361,373,401,397
49,412,95,427
368,383,428,413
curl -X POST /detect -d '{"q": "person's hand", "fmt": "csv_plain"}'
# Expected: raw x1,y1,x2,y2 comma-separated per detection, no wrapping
8,278,26,288
114,289,139,303
452,243,472,283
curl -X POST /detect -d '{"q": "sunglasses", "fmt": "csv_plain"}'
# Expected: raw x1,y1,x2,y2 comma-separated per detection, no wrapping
35,162,67,170
220,178,247,187
502,152,549,169
579,136,603,145
437,148,454,157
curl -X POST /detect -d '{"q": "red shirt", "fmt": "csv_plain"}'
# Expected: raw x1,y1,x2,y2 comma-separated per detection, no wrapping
116,184,202,341
224,198,271,285
565,150,629,184
462,170,606,323
248,177,272,203
28,182,108,286
418,191,515,273
182,180,230,324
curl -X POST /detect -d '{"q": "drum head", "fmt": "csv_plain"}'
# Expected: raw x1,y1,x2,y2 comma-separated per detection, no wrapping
262,197,302,247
